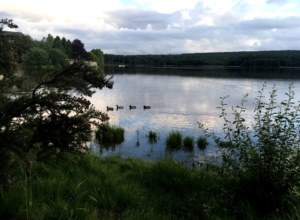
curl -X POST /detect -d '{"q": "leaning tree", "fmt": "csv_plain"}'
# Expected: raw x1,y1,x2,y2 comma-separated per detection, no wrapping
0,19,113,187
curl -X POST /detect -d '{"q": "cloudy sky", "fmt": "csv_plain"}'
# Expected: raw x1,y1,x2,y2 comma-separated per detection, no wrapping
1,0,300,54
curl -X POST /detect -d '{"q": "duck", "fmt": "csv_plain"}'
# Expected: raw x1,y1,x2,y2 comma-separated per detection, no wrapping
143,105,151,110
129,105,136,110
116,105,124,110
106,106,114,111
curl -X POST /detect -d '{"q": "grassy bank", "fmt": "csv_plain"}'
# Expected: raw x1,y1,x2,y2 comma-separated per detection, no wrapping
0,155,299,219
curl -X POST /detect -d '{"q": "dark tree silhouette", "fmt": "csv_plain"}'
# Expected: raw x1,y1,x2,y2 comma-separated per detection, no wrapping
71,39,89,60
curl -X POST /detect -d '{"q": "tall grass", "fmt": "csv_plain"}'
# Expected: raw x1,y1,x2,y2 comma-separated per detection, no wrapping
166,131,182,150
0,154,298,219
183,136,194,151
96,123,124,146
197,136,208,150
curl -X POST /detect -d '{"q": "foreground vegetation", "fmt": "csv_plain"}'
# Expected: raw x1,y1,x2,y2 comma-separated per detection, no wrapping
0,154,299,220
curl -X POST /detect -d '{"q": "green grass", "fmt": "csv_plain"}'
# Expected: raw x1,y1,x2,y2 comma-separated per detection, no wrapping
166,131,182,150
0,155,299,219
96,123,125,146
197,136,208,150
183,136,194,151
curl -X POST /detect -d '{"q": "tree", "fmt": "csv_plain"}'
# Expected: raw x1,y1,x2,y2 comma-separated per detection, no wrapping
0,18,18,30
24,47,49,70
53,36,64,51
48,48,68,69
90,49,105,71
0,62,113,186
64,39,73,58
0,19,31,77
0,19,114,188
71,39,88,60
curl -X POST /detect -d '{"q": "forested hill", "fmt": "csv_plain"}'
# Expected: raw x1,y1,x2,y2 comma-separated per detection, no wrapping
104,50,300,68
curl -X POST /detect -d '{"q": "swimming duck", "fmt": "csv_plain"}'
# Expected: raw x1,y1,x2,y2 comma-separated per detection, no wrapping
116,105,124,110
107,106,114,111
129,105,136,110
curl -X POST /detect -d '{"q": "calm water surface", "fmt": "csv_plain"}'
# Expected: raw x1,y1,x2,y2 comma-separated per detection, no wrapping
89,69,300,165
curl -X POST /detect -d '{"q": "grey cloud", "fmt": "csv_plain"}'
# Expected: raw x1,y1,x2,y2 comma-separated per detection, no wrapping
106,9,171,29
238,17,300,30
5,3,300,55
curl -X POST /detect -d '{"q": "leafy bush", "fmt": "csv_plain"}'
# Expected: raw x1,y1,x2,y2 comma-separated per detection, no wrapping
200,83,300,215
197,136,208,150
96,123,125,146
183,136,194,151
166,131,182,150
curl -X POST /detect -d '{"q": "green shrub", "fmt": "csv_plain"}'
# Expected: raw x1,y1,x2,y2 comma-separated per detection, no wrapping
197,137,208,150
200,83,300,216
96,123,125,146
183,136,194,150
147,130,158,144
166,131,182,150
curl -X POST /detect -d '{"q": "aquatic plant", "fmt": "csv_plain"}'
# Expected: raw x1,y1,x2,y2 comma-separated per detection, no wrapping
197,137,208,150
147,130,158,144
96,123,125,146
166,131,182,150
183,136,194,151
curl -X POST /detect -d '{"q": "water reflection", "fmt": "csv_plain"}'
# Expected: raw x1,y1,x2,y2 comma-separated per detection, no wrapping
90,68,300,165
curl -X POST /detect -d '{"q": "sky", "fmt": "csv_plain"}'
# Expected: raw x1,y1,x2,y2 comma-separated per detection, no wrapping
1,0,300,54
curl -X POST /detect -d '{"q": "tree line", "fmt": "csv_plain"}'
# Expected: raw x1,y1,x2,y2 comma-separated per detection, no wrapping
104,50,300,68
24,34,105,73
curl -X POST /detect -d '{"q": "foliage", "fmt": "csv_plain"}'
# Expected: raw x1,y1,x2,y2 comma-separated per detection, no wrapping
71,39,89,60
96,123,125,147
166,131,182,150
0,155,236,220
0,61,113,186
104,50,300,68
0,19,18,30
0,26,32,77
183,136,194,151
197,136,208,150
24,47,49,70
200,83,300,216
90,49,105,71
48,48,68,69
0,18,113,186
2,154,297,219
147,130,158,144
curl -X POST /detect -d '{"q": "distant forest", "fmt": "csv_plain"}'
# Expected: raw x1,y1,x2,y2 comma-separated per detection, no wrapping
104,50,300,68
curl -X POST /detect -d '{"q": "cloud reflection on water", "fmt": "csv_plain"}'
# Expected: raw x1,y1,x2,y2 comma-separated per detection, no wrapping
89,71,300,164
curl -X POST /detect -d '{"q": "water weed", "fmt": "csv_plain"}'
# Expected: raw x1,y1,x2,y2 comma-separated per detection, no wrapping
166,131,182,150
183,136,194,151
197,136,208,150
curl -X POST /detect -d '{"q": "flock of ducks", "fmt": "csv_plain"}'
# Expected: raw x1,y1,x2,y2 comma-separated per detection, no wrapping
106,105,151,111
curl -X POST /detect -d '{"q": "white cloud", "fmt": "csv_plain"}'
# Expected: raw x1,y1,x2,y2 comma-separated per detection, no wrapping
1,0,300,54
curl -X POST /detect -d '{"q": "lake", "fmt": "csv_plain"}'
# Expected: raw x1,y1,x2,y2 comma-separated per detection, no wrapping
89,68,300,166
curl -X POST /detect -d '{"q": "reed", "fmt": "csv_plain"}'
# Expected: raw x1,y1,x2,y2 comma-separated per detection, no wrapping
147,130,158,144
96,123,125,146
166,131,182,150
197,136,208,150
183,136,194,151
